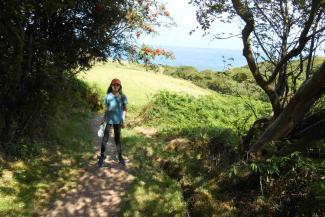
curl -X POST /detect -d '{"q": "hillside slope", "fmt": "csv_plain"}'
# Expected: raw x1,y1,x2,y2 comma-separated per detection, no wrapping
80,62,214,108
79,62,273,216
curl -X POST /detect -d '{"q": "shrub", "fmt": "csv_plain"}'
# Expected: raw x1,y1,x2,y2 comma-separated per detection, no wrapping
0,76,101,158
232,71,249,83
163,65,266,100
143,91,270,141
249,152,325,215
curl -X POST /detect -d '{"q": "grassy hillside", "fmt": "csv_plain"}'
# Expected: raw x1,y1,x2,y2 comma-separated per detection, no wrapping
80,62,213,108
3,60,320,216
80,61,324,216
80,61,276,216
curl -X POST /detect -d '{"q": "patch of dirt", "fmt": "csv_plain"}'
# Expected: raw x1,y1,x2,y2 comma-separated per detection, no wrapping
165,138,190,151
134,126,157,138
41,115,135,217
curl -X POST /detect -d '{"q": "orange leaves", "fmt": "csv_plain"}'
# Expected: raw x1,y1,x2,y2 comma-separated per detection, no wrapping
123,1,175,67
139,45,175,65
125,10,140,24
142,23,154,33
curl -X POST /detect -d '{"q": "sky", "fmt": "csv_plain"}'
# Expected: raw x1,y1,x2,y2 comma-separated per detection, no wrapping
140,0,244,50
139,0,325,56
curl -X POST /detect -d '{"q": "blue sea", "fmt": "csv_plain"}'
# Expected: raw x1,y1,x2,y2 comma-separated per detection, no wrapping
153,46,247,71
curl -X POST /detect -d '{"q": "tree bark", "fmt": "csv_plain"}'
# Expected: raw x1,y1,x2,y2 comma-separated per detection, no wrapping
241,118,270,152
248,60,325,153
231,0,282,117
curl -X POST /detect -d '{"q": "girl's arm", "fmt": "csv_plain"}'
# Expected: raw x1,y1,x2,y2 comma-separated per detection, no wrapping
122,94,128,122
122,108,127,122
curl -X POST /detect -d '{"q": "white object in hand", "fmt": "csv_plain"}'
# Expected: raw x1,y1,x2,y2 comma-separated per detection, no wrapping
122,111,126,122
97,123,106,137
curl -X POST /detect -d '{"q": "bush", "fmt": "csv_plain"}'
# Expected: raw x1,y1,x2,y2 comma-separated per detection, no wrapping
143,91,270,141
248,152,325,215
0,142,42,160
163,65,266,100
231,71,249,83
0,76,101,158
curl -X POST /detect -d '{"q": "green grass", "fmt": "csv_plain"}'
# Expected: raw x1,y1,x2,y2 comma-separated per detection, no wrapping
121,129,187,217
119,90,270,216
145,91,271,139
80,61,213,109
0,111,94,217
79,61,273,216
0,60,277,216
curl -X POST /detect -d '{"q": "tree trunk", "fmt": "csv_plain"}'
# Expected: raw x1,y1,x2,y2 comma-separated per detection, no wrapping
248,60,325,153
241,118,270,152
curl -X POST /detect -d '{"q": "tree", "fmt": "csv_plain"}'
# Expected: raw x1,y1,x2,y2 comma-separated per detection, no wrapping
191,0,325,153
0,0,173,144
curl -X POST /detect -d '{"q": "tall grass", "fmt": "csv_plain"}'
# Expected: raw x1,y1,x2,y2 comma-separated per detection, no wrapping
144,91,270,140
118,90,271,216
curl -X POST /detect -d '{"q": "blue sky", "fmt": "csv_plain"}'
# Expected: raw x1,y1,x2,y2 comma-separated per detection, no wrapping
140,1,325,56
140,0,243,50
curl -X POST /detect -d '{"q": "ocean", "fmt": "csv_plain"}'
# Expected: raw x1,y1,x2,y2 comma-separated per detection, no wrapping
153,46,247,71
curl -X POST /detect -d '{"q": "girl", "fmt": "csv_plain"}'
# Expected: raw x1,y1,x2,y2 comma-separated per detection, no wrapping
98,78,128,167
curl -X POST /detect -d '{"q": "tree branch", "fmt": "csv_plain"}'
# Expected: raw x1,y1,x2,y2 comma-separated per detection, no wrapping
266,0,322,85
231,0,267,87
248,60,325,153
253,30,276,66
253,0,282,38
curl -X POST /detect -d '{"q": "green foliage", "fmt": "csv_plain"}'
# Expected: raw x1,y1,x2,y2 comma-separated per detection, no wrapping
0,143,41,160
0,110,93,217
227,66,252,83
0,0,172,149
163,65,267,100
130,91,271,216
0,77,101,158
133,89,324,216
144,91,270,140
121,129,187,216
248,152,325,215
308,94,325,116
67,78,104,112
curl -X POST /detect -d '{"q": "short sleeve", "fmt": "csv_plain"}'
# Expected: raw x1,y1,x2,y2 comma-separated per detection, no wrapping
104,94,115,110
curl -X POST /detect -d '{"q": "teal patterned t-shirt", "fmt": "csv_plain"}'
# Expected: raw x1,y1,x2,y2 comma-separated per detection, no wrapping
104,93,128,124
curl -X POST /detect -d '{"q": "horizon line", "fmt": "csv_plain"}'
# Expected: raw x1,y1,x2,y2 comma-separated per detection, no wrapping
141,43,243,51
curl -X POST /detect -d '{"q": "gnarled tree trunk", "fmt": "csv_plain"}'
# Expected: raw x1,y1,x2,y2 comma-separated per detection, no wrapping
248,60,325,153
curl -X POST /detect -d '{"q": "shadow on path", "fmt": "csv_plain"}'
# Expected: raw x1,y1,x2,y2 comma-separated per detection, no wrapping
42,116,135,217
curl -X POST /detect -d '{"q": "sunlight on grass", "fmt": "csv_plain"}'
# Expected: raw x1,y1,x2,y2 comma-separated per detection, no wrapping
121,129,187,216
80,61,213,108
0,169,25,216
0,111,94,217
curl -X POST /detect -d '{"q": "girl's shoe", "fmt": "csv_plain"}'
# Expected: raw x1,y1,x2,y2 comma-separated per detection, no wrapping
97,155,105,168
118,156,125,166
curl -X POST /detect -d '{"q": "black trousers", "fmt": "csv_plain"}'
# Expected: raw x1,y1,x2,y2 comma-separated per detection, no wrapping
100,124,122,157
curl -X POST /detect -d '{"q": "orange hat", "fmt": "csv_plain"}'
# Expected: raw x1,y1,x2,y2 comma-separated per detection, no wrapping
111,78,121,85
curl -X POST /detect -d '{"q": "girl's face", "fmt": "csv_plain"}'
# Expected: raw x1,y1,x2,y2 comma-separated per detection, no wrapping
111,83,120,93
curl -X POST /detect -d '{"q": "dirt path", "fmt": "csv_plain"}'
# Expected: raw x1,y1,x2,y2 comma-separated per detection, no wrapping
42,115,135,217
